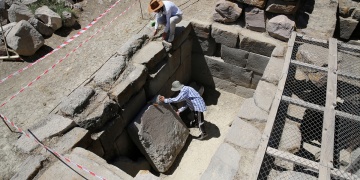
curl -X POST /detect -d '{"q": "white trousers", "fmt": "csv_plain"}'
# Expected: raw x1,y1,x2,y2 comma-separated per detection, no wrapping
157,14,182,37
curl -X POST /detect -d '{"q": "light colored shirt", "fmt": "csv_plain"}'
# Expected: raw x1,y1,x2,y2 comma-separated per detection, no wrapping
164,86,206,113
155,1,183,32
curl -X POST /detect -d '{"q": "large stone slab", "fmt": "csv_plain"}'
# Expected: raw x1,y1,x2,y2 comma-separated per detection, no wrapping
225,117,261,149
59,86,95,117
93,55,127,90
239,36,276,57
132,41,166,70
109,64,148,106
205,55,252,87
10,155,45,180
261,56,284,85
221,44,249,67
246,52,270,74
245,6,265,32
238,98,268,122
16,115,75,153
254,80,277,112
121,88,146,125
266,0,300,14
145,48,181,98
39,148,132,180
190,19,211,39
201,143,241,180
211,22,239,48
127,104,189,172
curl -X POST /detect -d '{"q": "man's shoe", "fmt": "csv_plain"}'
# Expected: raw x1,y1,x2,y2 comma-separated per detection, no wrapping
198,133,208,140
168,34,174,43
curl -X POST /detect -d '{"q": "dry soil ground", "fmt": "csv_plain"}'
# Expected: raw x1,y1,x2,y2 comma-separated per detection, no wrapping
0,0,224,178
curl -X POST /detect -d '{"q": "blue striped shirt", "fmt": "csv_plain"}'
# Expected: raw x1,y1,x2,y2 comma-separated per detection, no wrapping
164,86,206,112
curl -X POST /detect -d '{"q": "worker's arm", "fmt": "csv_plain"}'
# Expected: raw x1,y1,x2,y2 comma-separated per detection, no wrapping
177,104,188,113
154,13,160,35
164,90,186,104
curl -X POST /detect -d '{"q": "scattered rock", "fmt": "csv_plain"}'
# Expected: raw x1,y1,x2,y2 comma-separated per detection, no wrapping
7,2,34,22
339,16,358,40
265,0,300,14
127,103,189,172
5,20,44,56
245,6,265,32
267,15,295,41
190,19,211,39
35,5,62,30
235,0,266,8
214,0,243,23
59,86,95,117
62,10,76,27
28,17,54,37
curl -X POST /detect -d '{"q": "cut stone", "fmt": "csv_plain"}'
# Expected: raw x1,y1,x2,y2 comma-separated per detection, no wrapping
234,0,266,8
278,121,301,154
225,117,261,150
213,77,254,98
266,0,300,14
238,98,268,122
245,6,266,32
134,170,160,180
59,86,95,117
191,54,215,88
193,37,216,56
172,20,192,49
246,52,270,74
113,157,151,177
35,5,62,30
267,15,296,41
190,19,211,39
93,54,126,90
274,171,317,180
127,104,189,172
261,56,284,85
251,73,262,89
239,36,276,57
211,22,239,48
132,41,166,70
254,80,278,112
221,45,249,67
339,17,358,40
10,155,45,180
214,0,243,23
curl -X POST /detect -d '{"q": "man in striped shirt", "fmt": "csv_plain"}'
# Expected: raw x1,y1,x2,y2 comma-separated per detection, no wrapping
159,81,208,140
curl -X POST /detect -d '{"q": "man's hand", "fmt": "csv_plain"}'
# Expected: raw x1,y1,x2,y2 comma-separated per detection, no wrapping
162,32,167,40
159,95,165,102
153,29,158,36
176,111,180,116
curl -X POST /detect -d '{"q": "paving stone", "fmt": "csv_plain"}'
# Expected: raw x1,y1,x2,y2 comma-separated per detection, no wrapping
59,86,95,117
225,117,261,150
211,22,239,48
239,36,275,57
10,155,46,180
127,104,189,172
246,52,270,74
205,55,252,87
221,44,249,67
132,41,166,70
201,143,241,180
253,80,277,112
93,55,126,90
261,56,284,85
16,115,75,153
39,148,132,180
190,19,211,39
238,98,268,122
109,64,148,106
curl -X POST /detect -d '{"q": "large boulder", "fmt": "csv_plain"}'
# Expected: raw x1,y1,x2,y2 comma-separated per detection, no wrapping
213,0,243,23
7,2,34,22
265,0,300,14
267,15,295,41
35,6,62,30
6,20,44,56
28,17,54,37
62,10,76,27
127,103,189,172
245,6,265,32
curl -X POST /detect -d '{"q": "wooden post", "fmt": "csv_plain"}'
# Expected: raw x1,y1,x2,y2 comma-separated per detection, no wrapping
318,38,338,180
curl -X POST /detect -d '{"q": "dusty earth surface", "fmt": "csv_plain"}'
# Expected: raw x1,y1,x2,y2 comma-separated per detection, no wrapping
0,0,225,178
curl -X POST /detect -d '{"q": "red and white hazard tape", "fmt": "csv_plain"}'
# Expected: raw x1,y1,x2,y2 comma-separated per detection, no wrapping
0,114,106,180
0,0,124,85
0,2,137,109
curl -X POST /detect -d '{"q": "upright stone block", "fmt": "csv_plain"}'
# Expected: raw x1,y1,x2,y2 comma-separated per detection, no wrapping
132,41,166,70
172,20,192,49
205,55,252,87
109,64,148,106
221,45,249,67
246,52,270,74
127,104,189,172
201,143,241,180
245,6,266,32
211,22,239,48
190,19,211,39
121,89,146,124
266,0,300,14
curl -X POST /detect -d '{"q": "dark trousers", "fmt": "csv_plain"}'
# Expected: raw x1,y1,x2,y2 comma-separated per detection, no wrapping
193,111,206,134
